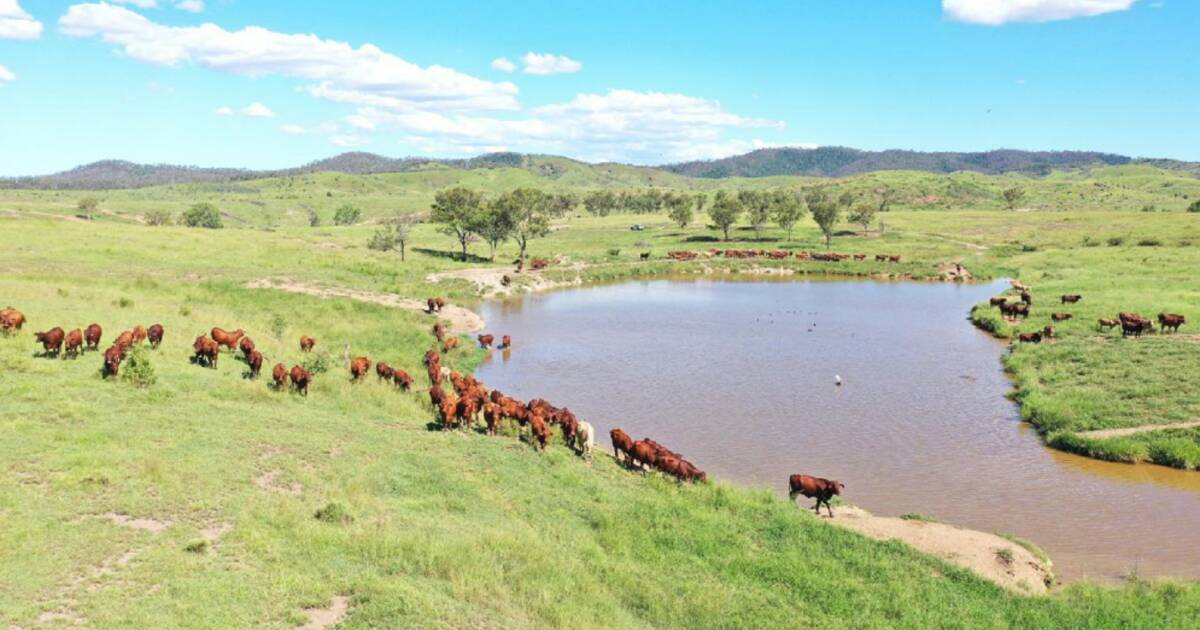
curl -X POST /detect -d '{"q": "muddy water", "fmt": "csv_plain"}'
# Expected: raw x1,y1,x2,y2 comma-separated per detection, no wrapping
475,278,1200,582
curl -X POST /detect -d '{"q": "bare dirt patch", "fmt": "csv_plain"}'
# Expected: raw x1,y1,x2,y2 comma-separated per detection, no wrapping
255,470,303,495
201,522,232,542
98,513,172,533
828,506,1052,594
246,278,483,333
426,265,581,297
300,595,350,630
1075,420,1200,440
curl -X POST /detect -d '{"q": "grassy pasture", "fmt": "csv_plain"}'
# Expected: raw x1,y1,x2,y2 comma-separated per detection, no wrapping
2,190,1200,626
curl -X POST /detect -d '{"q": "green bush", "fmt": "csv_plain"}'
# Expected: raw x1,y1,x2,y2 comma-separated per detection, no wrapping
144,209,173,226
367,227,395,251
1107,236,1125,246
314,502,353,524
180,203,223,229
333,204,362,226
1137,238,1163,247
301,350,333,375
120,346,156,388
1187,199,1200,213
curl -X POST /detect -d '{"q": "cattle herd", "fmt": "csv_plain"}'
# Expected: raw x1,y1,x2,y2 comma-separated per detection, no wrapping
666,249,901,263
3,298,846,515
988,284,1187,345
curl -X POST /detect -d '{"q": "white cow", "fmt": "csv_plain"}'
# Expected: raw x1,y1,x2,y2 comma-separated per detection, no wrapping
574,421,595,461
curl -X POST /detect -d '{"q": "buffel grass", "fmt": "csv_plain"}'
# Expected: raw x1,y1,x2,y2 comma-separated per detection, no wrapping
1,207,1200,626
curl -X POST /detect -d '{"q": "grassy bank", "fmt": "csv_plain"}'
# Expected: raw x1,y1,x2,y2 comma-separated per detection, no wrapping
2,205,1200,625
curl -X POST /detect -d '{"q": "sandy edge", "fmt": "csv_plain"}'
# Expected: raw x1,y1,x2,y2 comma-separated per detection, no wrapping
827,506,1052,594
1074,420,1200,440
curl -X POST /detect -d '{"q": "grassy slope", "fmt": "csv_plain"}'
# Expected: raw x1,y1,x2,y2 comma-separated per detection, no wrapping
2,202,1200,625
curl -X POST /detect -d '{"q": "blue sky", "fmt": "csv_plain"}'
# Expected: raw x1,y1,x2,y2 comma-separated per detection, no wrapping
0,0,1195,175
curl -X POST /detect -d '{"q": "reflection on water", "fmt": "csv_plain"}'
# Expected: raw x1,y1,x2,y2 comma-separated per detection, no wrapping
475,278,1200,582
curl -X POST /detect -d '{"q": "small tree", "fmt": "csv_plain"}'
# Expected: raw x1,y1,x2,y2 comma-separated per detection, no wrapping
180,202,223,229
769,189,806,241
583,190,618,217
808,192,841,248
666,193,694,229
548,193,578,218
143,209,172,226
77,197,99,220
393,214,415,261
1187,199,1200,213
333,204,362,226
707,190,743,241
492,188,552,263
849,203,877,233
877,185,895,212
738,190,771,241
367,227,395,252
431,187,484,261
1003,187,1025,210
306,207,321,227
838,191,856,209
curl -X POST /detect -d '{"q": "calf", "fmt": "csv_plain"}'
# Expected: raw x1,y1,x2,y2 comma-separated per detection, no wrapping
1158,313,1186,334
299,336,316,352
393,368,413,391
788,474,845,517
272,362,289,389
84,323,103,351
290,365,312,395
1098,318,1120,331
1061,294,1082,304
247,350,264,379
147,323,164,349
1042,326,1056,339
34,327,65,357
64,328,84,358
350,356,371,381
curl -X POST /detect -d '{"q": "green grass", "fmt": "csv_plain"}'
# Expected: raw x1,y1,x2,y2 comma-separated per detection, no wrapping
2,194,1200,626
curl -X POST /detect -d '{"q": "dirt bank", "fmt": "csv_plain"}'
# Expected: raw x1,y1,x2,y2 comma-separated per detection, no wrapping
1074,420,1200,440
245,278,484,333
828,506,1052,594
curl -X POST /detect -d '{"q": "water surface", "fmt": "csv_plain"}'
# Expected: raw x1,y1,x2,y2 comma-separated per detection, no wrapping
475,278,1200,582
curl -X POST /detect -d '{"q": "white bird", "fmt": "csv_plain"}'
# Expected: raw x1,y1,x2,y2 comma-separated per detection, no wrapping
835,374,843,386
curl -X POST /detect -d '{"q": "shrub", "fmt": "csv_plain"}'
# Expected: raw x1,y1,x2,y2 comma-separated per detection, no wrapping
121,346,157,388
314,502,353,524
333,204,362,226
77,196,99,220
1140,204,1157,213
306,207,321,227
1082,236,1099,247
116,297,133,309
180,203,223,229
367,227,395,251
1020,243,1038,252
1107,236,1125,247
144,209,173,226
1187,200,1200,213
269,314,287,340
301,350,332,375
607,248,621,257
1137,238,1163,247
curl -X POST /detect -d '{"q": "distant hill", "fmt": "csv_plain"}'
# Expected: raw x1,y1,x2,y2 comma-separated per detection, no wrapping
3,147,1194,190
661,147,1138,178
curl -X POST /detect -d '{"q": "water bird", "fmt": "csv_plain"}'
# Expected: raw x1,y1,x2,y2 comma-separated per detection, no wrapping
835,374,842,386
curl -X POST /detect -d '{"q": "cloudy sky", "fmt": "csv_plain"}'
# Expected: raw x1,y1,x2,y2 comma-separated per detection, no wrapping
0,1,1193,174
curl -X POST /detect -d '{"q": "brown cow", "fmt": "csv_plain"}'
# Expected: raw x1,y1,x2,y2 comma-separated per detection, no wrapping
443,337,459,353
1051,313,1072,322
1021,291,1032,305
131,325,147,345
239,336,256,359
478,334,495,348
499,335,512,350
483,402,501,435
434,297,446,312
1017,331,1042,344
211,327,244,351
192,335,219,368
350,356,371,381
788,474,845,517
272,362,289,389
1158,313,1186,333
424,349,441,367
438,395,458,430
1042,326,1056,339
529,413,550,450
0,307,26,333
432,323,446,342
147,324,164,349
114,330,134,350
102,344,125,378
34,327,65,357
455,396,479,430
85,323,103,350
393,368,413,391
611,428,634,464
247,350,264,379
1061,294,1082,304
1012,303,1030,319
1098,318,1120,331
678,460,707,483
290,365,313,395
299,336,316,352
375,361,394,381
1122,318,1154,338
64,328,83,358
989,297,1007,307
629,440,658,471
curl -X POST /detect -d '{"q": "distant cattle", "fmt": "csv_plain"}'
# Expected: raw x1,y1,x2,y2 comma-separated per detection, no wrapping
499,335,512,350
64,328,83,358
1051,313,1072,322
102,344,125,378
211,327,244,351
350,356,371,381
290,365,312,396
574,421,595,460
1017,331,1042,344
376,361,394,381
610,428,634,464
443,337,459,353
478,334,495,348
1042,326,1056,339
147,324,164,349
529,413,550,450
192,335,219,368
432,323,446,342
300,336,316,352
788,474,845,517
427,297,446,313
629,440,658,471
1021,291,1032,306
1098,318,1120,331
247,350,264,379
272,362,289,389
0,307,26,333
989,297,1007,307
85,323,103,350
239,336,256,359
114,330,134,350
1061,294,1082,304
131,325,147,345
34,327,65,357
393,369,413,391
1122,318,1154,338
1158,313,1186,334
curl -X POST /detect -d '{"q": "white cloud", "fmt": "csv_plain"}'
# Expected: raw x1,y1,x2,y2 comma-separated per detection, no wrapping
343,88,783,163
281,121,339,135
175,0,203,12
331,135,369,148
943,0,1138,25
241,102,275,117
214,105,233,116
521,52,581,75
0,62,14,84
490,57,516,73
59,2,520,112
113,0,158,8
0,0,43,40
